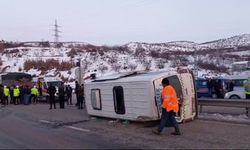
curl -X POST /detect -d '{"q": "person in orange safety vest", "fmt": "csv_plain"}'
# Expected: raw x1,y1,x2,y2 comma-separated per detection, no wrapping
152,78,181,135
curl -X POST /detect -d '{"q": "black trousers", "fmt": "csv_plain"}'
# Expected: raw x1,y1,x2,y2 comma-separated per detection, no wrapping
67,94,72,105
59,96,65,109
78,96,84,109
4,96,8,105
76,94,79,106
31,94,37,103
14,96,19,105
158,108,180,133
49,95,56,109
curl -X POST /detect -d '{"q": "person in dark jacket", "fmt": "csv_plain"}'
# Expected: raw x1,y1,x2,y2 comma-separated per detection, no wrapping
214,80,223,98
47,84,56,109
75,81,80,106
9,85,14,104
227,80,234,92
58,83,65,109
207,78,213,97
19,85,24,104
78,84,84,109
22,85,31,105
66,85,73,105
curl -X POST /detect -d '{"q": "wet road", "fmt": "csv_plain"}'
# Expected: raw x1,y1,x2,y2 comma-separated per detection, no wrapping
0,101,249,149
0,106,132,149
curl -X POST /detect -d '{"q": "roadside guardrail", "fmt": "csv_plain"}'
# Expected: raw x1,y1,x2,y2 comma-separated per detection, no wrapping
198,98,250,116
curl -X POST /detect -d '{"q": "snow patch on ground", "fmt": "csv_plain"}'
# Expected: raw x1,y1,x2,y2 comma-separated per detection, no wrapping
199,113,250,124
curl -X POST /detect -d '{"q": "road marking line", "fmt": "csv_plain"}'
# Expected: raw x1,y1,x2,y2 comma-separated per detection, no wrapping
66,126,90,132
39,120,52,124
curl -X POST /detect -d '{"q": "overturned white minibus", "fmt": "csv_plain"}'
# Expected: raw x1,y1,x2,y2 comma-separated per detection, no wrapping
84,70,198,122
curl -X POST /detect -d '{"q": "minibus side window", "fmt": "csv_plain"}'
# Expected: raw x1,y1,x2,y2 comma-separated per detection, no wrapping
91,89,102,110
113,86,125,114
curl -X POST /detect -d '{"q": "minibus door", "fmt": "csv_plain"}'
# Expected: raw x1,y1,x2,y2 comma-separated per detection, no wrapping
153,78,164,119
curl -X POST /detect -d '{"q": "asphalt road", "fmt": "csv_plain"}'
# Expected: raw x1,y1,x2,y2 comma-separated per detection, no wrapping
0,107,133,149
0,96,249,149
0,93,138,150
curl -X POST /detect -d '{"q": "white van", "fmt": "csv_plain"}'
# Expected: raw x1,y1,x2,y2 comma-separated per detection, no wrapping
223,75,247,99
84,70,197,122
32,76,64,102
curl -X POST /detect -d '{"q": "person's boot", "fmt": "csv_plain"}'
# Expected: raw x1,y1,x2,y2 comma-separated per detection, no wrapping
152,129,162,135
171,126,181,135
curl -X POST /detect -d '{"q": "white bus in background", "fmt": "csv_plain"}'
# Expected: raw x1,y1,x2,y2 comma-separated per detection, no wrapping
223,74,247,99
32,76,63,102
84,69,198,123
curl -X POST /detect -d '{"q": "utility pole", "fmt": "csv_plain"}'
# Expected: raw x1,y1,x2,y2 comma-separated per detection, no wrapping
52,19,61,48
76,58,82,84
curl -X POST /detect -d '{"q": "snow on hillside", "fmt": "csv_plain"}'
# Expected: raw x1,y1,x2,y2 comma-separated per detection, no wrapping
200,34,250,49
1,33,250,83
125,41,198,53
1,47,75,79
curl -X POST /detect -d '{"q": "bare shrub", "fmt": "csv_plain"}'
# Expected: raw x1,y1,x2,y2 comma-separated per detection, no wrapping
18,67,22,72
160,52,170,60
3,49,19,54
23,59,75,72
112,64,121,72
142,59,152,71
98,64,108,74
197,60,228,73
156,59,165,69
150,51,160,58
67,48,78,58
128,63,137,71
134,47,146,63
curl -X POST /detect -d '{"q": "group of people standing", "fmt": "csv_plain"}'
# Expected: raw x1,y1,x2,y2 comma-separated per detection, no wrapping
0,84,39,105
47,81,85,110
47,83,73,109
74,81,85,109
207,79,234,98
0,81,85,111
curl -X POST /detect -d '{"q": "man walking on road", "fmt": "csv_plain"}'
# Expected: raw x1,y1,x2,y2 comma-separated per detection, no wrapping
152,78,181,135
48,84,56,109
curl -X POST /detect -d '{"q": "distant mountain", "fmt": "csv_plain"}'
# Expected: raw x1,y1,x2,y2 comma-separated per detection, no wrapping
125,41,198,53
125,34,250,52
199,34,250,49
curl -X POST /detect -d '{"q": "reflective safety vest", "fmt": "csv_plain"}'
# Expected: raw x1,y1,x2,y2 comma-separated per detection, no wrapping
161,85,179,113
244,77,250,94
31,87,39,95
13,88,20,97
3,87,10,97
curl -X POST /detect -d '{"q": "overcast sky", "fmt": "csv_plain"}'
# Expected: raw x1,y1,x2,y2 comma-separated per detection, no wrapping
1,0,250,45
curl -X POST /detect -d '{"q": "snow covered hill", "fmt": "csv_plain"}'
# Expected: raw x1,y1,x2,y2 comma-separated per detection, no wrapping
200,34,250,49
0,33,250,82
